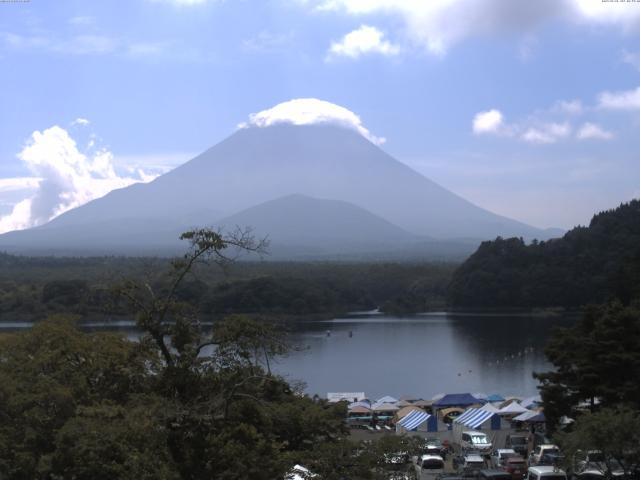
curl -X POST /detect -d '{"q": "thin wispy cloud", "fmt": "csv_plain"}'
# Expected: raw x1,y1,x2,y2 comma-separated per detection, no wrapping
521,123,571,145
576,122,614,141
622,50,640,71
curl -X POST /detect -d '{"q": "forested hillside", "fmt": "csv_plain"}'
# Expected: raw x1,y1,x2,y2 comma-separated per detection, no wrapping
0,254,455,321
448,200,640,308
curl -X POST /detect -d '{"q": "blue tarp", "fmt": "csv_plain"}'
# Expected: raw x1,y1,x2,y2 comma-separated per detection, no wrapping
454,408,498,429
486,394,505,402
397,410,431,430
433,393,479,407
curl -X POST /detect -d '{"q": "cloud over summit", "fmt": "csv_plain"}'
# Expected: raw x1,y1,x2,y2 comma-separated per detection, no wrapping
240,98,385,145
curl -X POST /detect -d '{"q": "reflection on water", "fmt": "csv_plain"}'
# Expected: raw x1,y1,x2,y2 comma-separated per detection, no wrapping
275,312,576,399
0,312,576,400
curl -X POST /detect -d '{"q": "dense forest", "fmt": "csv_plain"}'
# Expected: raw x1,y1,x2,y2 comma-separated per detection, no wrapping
448,200,640,308
0,253,455,322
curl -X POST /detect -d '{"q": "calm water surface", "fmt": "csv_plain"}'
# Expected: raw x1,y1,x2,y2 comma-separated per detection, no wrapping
1,312,575,400
272,312,576,400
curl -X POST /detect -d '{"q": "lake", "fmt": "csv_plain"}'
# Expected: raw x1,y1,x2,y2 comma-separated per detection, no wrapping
273,311,576,400
0,312,576,401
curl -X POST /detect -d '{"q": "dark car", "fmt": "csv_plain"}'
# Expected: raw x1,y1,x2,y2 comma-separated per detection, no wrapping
502,457,528,480
479,469,513,480
506,434,529,458
437,475,466,480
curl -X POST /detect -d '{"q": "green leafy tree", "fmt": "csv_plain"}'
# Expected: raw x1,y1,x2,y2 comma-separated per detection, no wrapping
0,315,156,478
555,407,640,478
535,301,640,431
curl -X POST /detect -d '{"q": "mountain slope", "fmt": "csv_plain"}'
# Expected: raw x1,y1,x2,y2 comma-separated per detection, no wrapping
217,194,416,249
0,124,555,255
448,200,640,308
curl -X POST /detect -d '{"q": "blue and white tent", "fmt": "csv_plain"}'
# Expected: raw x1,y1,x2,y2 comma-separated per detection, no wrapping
454,408,502,430
395,410,435,433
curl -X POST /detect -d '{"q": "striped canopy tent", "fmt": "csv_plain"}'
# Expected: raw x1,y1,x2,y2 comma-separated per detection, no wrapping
454,408,501,430
396,405,424,420
395,410,433,433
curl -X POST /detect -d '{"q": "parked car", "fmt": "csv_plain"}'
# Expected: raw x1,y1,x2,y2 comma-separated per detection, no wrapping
573,451,625,479
525,466,567,480
454,453,486,476
491,449,518,468
502,456,528,480
573,450,624,476
478,469,513,480
529,445,562,467
423,438,449,459
414,454,446,479
506,434,529,458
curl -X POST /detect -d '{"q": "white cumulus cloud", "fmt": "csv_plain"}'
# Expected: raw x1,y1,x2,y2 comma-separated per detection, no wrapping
240,98,385,145
598,86,640,110
0,125,157,234
314,0,640,55
472,109,506,135
328,25,400,59
576,122,614,141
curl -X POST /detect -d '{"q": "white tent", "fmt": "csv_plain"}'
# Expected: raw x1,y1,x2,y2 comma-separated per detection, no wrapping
499,402,528,415
513,410,537,422
376,395,399,404
371,402,399,412
520,396,541,409
481,403,501,414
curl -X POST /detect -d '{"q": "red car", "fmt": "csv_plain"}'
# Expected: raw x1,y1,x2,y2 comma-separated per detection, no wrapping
502,456,528,480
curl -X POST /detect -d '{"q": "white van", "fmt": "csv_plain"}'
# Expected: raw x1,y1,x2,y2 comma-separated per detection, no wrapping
460,430,492,453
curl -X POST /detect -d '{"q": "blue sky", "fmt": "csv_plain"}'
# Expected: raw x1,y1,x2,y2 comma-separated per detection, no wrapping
1,0,640,232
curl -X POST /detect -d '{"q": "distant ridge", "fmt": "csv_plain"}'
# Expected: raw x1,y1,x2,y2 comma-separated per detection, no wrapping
448,200,640,307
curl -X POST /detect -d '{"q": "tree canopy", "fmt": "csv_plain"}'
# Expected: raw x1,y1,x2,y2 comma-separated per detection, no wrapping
535,301,640,432
0,228,417,478
448,200,640,308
